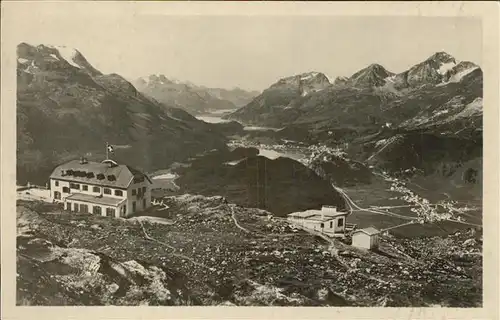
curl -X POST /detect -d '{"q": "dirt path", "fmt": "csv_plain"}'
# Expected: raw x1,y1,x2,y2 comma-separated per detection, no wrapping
229,206,252,234
136,219,210,269
380,221,416,232
445,218,482,228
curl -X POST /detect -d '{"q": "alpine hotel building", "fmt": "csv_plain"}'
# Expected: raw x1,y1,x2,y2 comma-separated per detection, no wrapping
49,158,152,218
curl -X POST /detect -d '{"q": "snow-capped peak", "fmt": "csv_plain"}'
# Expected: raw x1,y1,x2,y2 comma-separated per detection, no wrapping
428,51,456,63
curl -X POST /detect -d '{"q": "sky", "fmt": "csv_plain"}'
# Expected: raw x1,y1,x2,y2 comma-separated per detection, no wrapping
10,10,482,92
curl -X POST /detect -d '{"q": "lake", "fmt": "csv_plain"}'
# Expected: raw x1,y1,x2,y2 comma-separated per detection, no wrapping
196,110,282,131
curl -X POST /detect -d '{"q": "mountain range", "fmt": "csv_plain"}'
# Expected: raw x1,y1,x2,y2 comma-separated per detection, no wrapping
228,51,481,128
16,43,228,185
133,75,259,115
226,51,483,195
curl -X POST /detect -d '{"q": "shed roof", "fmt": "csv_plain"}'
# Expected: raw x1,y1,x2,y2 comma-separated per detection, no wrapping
288,210,318,219
66,193,126,207
50,159,152,189
288,208,348,219
353,227,380,236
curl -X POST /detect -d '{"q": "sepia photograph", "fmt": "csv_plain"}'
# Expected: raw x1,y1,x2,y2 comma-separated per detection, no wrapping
1,1,499,319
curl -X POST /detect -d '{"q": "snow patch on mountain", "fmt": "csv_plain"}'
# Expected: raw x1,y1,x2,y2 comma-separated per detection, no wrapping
300,72,319,81
384,75,396,83
447,97,483,120
437,61,456,75
325,74,335,83
23,60,39,74
48,45,81,68
448,67,479,83
433,109,450,117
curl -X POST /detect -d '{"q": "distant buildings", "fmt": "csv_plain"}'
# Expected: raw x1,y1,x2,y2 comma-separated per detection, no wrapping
287,205,352,238
352,227,380,250
49,158,152,218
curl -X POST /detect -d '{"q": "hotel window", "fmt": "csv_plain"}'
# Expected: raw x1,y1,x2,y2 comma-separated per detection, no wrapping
54,191,61,200
69,183,80,190
93,206,102,215
142,187,146,193
106,208,115,217
93,186,100,193
142,198,146,209
330,221,333,228
66,202,72,211
114,190,123,197
74,203,79,212
132,189,137,196
320,223,324,228
133,176,145,184
82,185,88,191
103,188,111,195
62,187,70,193
80,204,89,213
338,218,344,227
55,181,59,187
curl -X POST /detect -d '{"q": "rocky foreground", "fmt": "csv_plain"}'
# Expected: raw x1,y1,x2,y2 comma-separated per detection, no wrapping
17,196,482,307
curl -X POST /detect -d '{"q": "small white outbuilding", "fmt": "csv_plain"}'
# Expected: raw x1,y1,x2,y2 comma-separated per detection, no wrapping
287,205,348,237
351,227,380,250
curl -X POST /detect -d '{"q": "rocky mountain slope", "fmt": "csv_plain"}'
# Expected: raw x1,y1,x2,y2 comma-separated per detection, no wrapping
226,72,331,125
339,63,394,88
17,199,482,307
200,86,260,108
134,75,259,115
17,43,227,185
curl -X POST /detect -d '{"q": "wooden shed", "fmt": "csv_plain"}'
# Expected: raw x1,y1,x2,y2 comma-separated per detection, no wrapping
351,227,380,250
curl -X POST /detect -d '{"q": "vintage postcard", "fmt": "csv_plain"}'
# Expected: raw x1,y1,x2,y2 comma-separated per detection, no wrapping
1,1,499,319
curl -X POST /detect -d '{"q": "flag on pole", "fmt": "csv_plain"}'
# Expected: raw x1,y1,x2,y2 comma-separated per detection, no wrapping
106,142,114,154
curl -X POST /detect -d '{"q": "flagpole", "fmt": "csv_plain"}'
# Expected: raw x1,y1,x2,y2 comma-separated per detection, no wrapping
106,142,109,160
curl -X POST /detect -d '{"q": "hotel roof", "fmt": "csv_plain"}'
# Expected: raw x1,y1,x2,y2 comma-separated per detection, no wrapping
50,159,152,189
